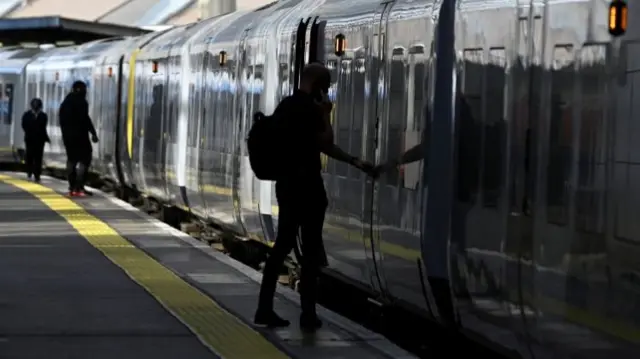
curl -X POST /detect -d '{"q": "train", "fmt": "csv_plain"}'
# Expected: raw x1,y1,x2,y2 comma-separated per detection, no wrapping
0,0,638,357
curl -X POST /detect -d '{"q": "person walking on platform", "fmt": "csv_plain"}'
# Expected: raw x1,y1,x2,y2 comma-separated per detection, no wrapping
59,80,98,197
21,98,49,183
253,63,374,331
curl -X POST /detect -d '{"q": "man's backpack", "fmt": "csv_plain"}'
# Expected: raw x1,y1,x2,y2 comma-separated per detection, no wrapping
247,111,286,181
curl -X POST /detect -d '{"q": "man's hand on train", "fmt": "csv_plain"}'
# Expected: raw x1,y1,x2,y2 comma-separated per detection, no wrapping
373,159,399,177
91,135,99,143
352,158,375,177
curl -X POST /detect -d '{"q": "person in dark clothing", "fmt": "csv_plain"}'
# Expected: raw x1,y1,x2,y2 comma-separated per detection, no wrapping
59,80,98,197
21,98,50,182
254,63,374,331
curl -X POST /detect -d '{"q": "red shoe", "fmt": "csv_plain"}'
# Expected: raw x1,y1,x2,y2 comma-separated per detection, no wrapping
74,191,86,197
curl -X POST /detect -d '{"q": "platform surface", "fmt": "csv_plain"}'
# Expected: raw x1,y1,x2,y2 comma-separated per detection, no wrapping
0,172,415,359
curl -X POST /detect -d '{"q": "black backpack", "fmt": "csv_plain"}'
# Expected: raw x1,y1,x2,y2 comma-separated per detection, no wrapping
247,111,286,181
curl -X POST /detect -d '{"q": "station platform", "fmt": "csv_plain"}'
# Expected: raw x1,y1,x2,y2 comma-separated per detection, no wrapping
0,172,415,359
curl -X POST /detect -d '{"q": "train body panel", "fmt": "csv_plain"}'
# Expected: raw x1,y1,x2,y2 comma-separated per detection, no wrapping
0,47,44,162
7,1,640,358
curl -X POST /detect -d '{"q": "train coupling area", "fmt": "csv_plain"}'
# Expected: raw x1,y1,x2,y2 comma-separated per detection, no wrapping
0,172,416,359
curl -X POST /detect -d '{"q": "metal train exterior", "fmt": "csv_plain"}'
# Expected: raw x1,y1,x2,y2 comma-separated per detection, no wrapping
0,0,638,357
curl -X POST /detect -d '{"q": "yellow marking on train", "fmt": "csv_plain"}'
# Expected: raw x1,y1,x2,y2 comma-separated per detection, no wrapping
0,174,289,359
126,49,140,159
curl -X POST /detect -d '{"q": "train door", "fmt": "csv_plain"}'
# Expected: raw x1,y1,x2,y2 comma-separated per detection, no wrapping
369,0,439,315
363,0,394,298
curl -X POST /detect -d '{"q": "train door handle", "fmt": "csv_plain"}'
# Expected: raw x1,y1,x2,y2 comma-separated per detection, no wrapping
374,117,380,147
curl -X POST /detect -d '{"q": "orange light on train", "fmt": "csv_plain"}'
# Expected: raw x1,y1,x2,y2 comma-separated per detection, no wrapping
609,0,627,37
152,61,159,73
334,34,346,56
107,66,113,77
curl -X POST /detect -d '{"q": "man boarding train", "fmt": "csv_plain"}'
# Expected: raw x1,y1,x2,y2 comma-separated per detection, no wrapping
250,63,376,331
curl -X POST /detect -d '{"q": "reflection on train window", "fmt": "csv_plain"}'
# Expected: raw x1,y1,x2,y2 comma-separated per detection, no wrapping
458,49,484,206
483,48,507,208
0,84,4,125
547,45,574,225
5,84,13,125
402,49,427,190
218,68,234,153
187,82,199,148
575,44,606,235
335,58,351,177
321,59,338,174
351,57,365,178
385,50,405,185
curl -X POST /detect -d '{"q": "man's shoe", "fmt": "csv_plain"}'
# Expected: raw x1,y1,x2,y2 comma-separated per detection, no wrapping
254,310,290,328
300,313,322,332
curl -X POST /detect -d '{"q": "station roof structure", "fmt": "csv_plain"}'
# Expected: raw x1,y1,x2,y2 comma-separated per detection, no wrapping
0,16,150,46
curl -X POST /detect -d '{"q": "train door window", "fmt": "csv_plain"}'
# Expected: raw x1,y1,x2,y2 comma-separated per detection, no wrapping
351,56,366,176
219,68,233,153
320,59,337,175
402,45,427,190
211,68,222,153
546,45,574,225
335,58,351,177
27,81,36,108
5,84,13,125
0,84,4,125
383,46,406,186
191,52,205,151
171,56,182,145
458,49,485,206
0,84,6,125
204,55,216,153
482,48,507,208
188,81,198,149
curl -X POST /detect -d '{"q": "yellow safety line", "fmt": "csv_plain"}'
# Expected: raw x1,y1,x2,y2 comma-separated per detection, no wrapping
0,174,290,359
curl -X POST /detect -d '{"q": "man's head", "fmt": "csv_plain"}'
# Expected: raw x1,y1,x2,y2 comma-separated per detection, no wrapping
299,62,331,96
30,98,42,112
72,80,87,97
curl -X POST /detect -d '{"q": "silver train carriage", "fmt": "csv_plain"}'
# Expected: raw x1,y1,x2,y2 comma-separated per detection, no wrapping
0,46,44,162
8,0,640,358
